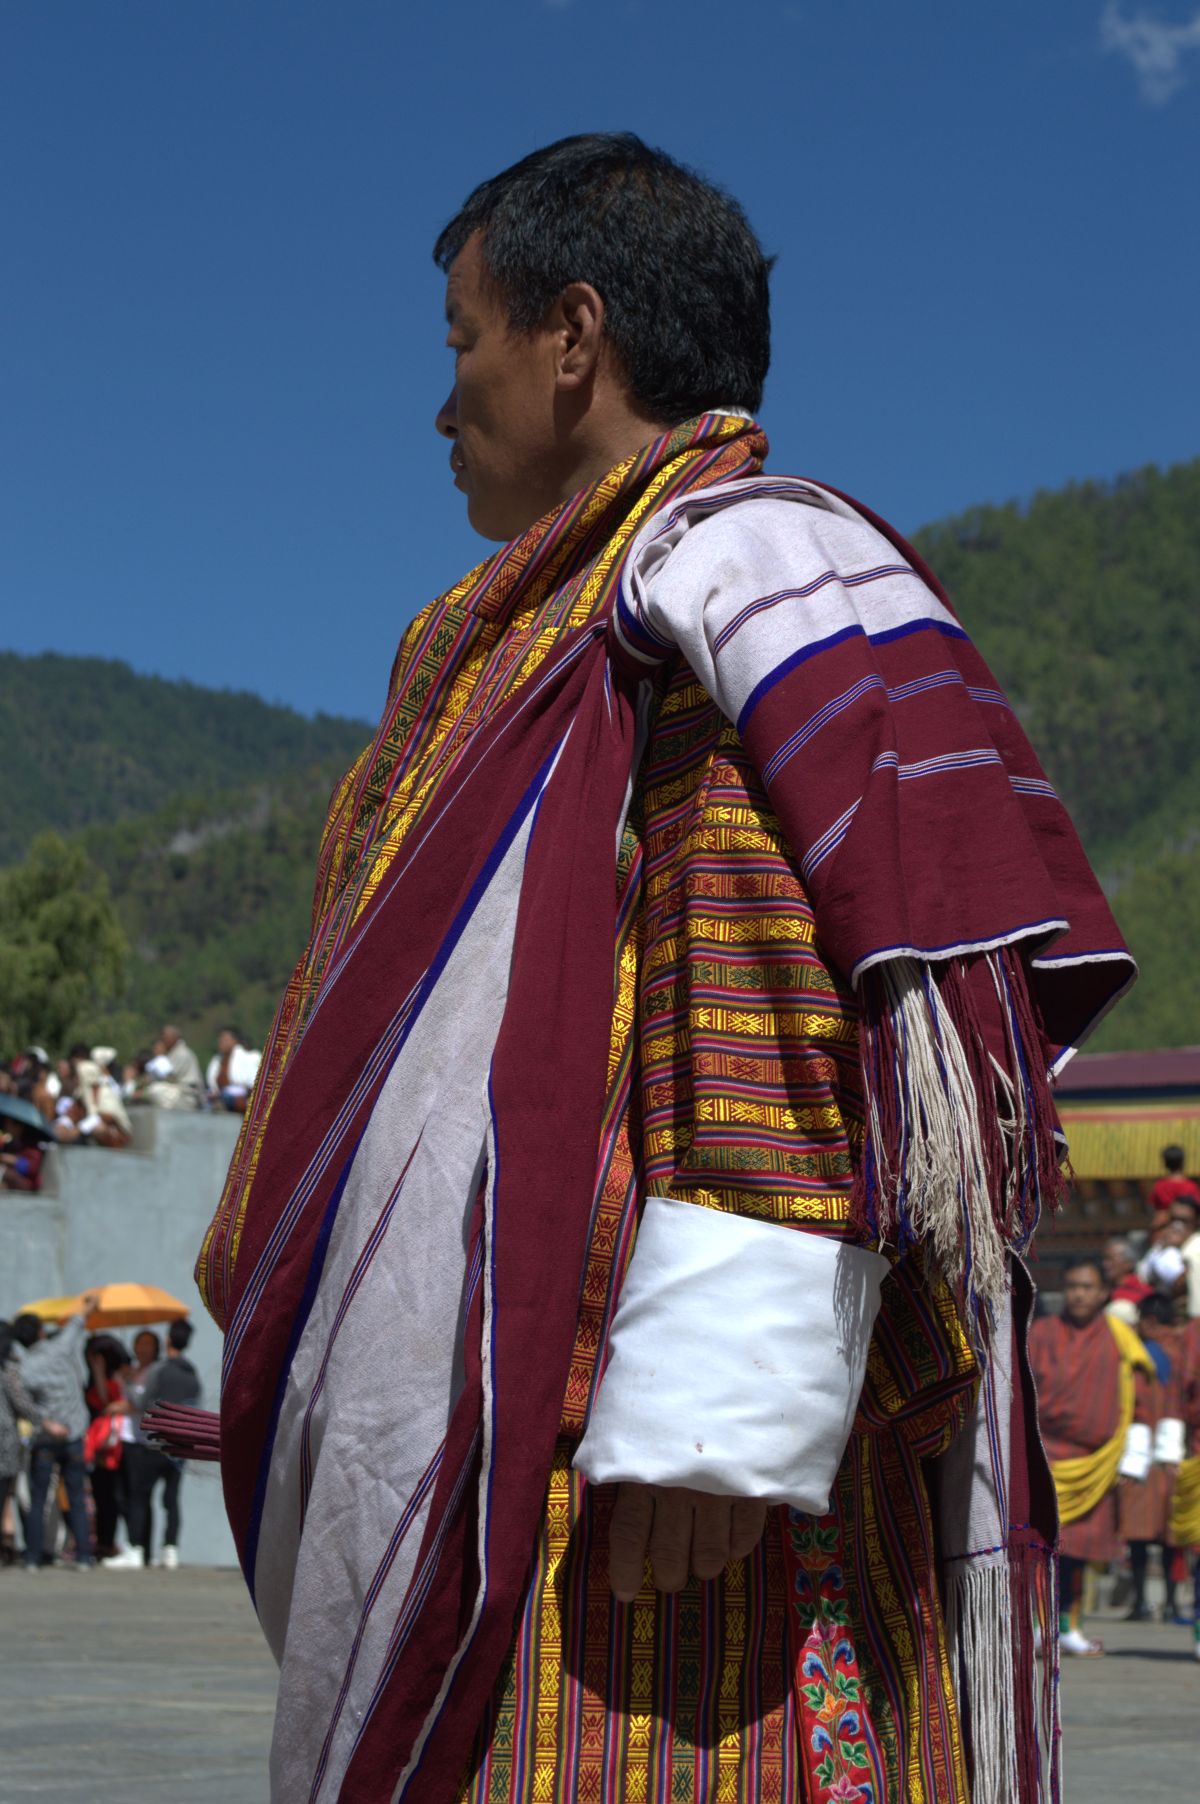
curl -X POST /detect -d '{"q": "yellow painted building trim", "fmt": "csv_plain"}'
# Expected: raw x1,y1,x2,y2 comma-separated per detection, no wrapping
1057,1102,1200,1178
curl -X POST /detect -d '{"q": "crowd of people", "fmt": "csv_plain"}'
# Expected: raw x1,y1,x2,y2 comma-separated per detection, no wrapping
1033,1144,1200,1657
0,1293,203,1571
0,1024,262,1191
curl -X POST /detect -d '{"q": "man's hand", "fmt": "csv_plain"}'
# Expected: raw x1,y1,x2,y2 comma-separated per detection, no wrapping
608,1483,768,1601
79,1290,102,1318
42,1419,69,1439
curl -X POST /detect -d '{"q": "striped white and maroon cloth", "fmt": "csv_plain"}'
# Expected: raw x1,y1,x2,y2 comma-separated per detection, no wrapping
165,458,1130,1803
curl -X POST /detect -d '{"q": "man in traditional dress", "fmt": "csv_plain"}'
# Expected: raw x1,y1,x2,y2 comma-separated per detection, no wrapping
176,136,1133,1802
1029,1256,1154,1656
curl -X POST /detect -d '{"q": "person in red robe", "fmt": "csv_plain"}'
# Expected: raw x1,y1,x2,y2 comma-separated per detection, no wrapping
1147,1143,1200,1237
1029,1255,1153,1655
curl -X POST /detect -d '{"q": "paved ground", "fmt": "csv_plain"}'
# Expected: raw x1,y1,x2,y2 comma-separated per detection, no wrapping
1,1568,275,1803
0,1570,1195,1800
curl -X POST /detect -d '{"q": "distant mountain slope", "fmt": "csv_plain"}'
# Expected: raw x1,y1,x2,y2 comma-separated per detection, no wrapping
0,651,370,863
73,770,341,1055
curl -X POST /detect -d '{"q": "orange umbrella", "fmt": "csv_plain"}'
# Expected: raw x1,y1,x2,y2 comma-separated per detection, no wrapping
18,1283,191,1328
16,1294,83,1322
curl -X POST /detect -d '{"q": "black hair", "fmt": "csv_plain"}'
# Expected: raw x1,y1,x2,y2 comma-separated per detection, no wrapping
1171,1194,1199,1220
168,1319,194,1352
85,1333,131,1376
1138,1293,1175,1327
67,1042,90,1062
434,133,772,425
1063,1255,1106,1284
1162,1144,1186,1172
12,1312,42,1348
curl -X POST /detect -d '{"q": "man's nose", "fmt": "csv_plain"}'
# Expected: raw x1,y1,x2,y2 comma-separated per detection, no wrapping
435,387,458,440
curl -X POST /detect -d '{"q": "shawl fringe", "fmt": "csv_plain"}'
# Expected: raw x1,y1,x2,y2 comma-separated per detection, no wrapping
851,946,1064,1330
944,1538,1060,1804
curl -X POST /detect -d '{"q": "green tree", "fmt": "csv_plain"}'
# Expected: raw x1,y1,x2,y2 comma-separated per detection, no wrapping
0,833,128,1055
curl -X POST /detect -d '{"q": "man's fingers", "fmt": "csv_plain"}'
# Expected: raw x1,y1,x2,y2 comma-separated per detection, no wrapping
729,1497,769,1563
647,1488,693,1593
609,1483,655,1602
690,1492,732,1581
609,1485,771,1598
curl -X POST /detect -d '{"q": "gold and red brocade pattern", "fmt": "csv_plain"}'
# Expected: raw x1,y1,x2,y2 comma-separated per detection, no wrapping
197,415,763,1320
458,1445,793,1804
638,676,861,1224
462,1274,976,1804
560,665,865,1439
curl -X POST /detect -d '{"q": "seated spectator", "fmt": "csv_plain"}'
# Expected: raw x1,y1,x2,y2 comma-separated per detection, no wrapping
0,1122,46,1192
143,1025,205,1111
121,1050,156,1105
1140,1217,1188,1295
1148,1144,1200,1235
15,1048,59,1119
53,1044,133,1149
1104,1235,1154,1325
205,1027,262,1115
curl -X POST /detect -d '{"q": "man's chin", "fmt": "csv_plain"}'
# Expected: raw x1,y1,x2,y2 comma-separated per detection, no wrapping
465,486,542,545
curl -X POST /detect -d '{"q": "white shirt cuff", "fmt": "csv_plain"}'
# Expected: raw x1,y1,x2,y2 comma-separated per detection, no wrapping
573,1195,889,1514
1119,1420,1152,1480
1154,1417,1186,1464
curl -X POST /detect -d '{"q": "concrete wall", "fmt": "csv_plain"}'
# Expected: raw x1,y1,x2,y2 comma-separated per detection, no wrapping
2,1111,242,1566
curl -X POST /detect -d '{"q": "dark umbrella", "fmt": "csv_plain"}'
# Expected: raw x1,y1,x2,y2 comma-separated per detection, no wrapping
0,1094,56,1141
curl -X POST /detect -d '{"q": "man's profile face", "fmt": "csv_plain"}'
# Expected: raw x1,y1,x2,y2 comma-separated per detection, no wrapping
1062,1265,1106,1326
436,234,564,542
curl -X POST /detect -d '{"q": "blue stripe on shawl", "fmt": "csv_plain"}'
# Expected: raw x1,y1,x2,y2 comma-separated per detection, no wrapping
736,616,970,739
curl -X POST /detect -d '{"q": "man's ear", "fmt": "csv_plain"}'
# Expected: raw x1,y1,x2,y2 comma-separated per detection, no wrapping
555,282,605,391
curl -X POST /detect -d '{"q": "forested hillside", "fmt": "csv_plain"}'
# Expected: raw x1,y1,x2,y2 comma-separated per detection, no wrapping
0,652,368,863
1,456,1197,1057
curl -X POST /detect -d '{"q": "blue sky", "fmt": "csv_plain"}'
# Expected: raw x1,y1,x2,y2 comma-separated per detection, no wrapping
3,1,1198,722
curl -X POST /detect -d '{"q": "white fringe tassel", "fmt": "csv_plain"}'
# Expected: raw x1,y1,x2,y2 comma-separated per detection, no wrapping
944,1557,1019,1804
873,958,1008,1312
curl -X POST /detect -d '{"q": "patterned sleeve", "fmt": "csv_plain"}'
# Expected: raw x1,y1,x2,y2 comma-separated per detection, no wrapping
626,492,1095,1327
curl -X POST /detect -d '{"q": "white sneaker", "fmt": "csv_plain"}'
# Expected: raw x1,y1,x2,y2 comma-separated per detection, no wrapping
160,1544,179,1570
101,1546,146,1570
